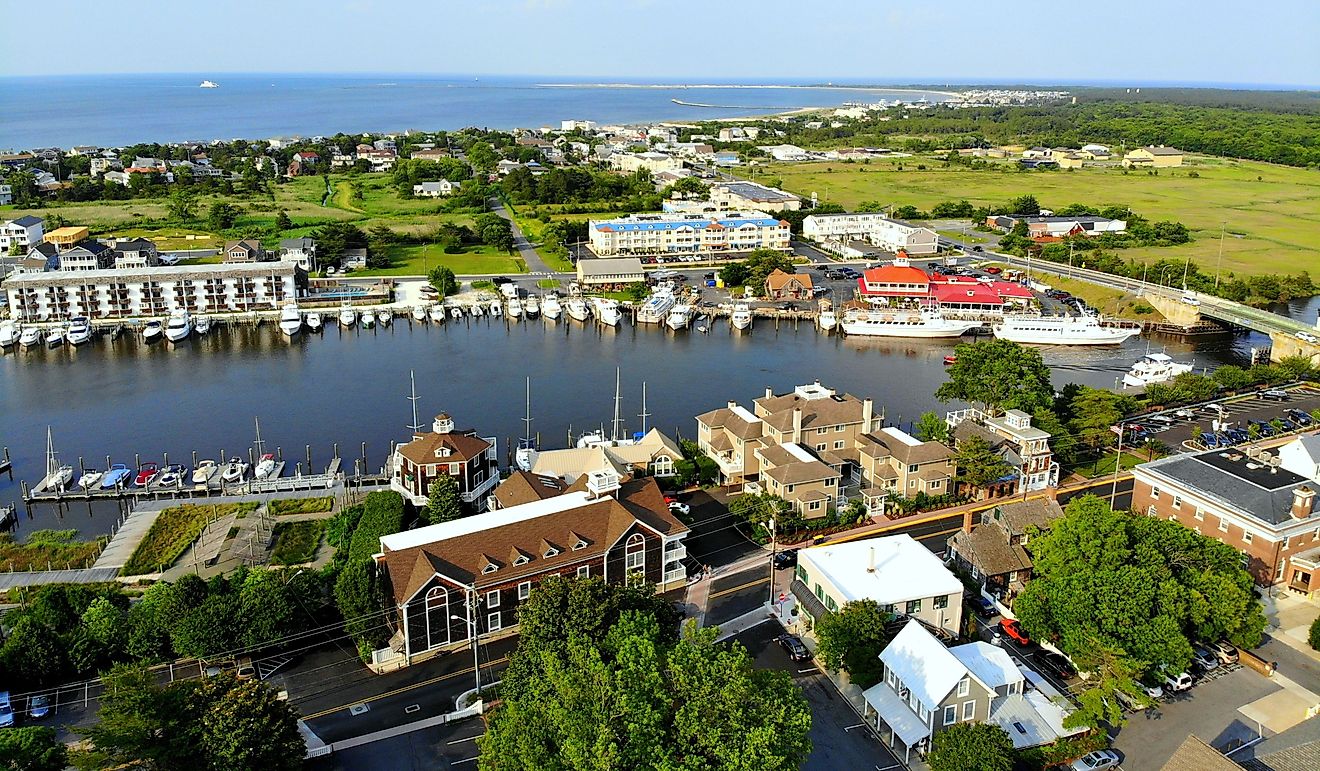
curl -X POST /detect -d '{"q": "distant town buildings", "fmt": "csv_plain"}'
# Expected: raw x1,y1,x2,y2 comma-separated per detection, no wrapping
802,213,939,255
412,179,461,197
985,214,1126,239
1123,145,1185,168
0,216,44,251
708,181,801,212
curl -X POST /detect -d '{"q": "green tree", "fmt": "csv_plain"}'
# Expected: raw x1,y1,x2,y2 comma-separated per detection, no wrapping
813,600,894,687
333,558,391,652
192,675,304,771
914,411,949,443
206,202,240,231
1067,386,1128,453
954,436,1013,496
727,493,796,538
0,617,68,690
625,282,649,301
273,209,293,231
1211,364,1252,392
927,722,1015,771
167,189,198,221
0,726,68,771
347,490,406,562
467,142,498,173
1007,194,1041,215
423,474,464,524
936,340,1054,415
428,265,459,297
74,664,197,771
1309,613,1320,651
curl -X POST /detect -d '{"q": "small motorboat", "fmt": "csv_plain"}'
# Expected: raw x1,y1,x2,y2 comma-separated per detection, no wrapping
412,305,428,322
19,326,41,348
134,462,160,487
524,295,540,319
429,304,446,323
306,311,322,331
339,307,357,326
943,355,958,366
194,316,212,334
361,312,375,329
192,459,218,485
489,298,502,316
450,305,463,319
142,320,164,343
221,457,249,484
471,302,485,317
507,297,523,319
100,464,132,489
164,310,192,343
542,294,562,320
377,310,392,326
279,304,302,337
44,326,65,348
67,316,92,346
254,453,278,480
78,469,104,490
566,297,590,322
155,464,187,488
0,320,18,348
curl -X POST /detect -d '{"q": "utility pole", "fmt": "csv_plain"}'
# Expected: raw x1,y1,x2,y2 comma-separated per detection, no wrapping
765,517,777,607
1214,221,1226,290
1110,425,1125,508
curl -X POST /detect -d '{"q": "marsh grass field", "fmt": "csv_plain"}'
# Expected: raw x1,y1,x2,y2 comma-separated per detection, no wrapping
772,155,1320,277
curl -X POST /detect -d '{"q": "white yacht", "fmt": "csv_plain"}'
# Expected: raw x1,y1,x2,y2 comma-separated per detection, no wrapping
38,428,73,492
993,313,1140,346
730,303,753,331
19,326,41,348
637,285,677,324
339,306,357,326
78,469,104,490
449,304,463,319
44,325,65,348
592,297,621,327
360,311,375,329
412,305,428,322
470,302,485,317
489,298,503,316
1123,352,1195,388
524,295,541,319
278,304,302,337
542,293,562,320
566,296,591,322
430,304,447,323
194,316,212,334
666,303,693,331
220,457,249,484
306,311,322,331
841,306,981,338
164,310,192,343
817,302,838,333
199,80,219,88
377,310,392,326
141,319,164,343
0,320,18,348
254,453,278,480
67,316,92,346
507,297,524,319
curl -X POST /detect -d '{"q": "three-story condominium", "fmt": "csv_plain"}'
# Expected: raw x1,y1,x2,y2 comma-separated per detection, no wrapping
588,211,790,257
802,213,939,255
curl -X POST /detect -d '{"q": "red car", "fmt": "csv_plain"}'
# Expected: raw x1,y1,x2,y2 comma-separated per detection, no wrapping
999,619,1031,646
985,266,1003,274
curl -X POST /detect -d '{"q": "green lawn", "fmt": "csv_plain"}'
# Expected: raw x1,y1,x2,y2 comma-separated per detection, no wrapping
0,530,104,572
772,156,1320,277
268,496,336,516
1069,451,1146,478
269,521,324,565
121,502,258,575
353,243,521,277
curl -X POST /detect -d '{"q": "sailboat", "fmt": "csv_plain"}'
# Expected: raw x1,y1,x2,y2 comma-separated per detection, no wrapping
515,377,538,472
575,368,638,448
38,427,73,492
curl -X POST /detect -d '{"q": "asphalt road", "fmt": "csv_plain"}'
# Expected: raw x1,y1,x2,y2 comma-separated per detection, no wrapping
706,563,771,628
681,489,763,570
307,716,485,771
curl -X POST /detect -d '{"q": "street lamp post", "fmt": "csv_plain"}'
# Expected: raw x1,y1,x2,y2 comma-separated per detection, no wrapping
451,590,482,695
1110,424,1125,507
764,517,777,608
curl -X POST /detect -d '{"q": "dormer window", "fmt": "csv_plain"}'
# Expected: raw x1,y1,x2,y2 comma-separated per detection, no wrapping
573,540,588,551
544,547,560,558
513,555,530,566
482,563,498,574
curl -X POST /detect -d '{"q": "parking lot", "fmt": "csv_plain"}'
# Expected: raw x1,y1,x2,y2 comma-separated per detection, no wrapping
1132,385,1320,449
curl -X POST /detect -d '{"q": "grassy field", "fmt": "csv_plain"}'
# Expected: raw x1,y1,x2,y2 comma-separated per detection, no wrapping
269,521,324,565
353,243,522,277
268,496,336,516
772,156,1320,277
121,502,258,575
1027,273,1163,321
0,530,104,572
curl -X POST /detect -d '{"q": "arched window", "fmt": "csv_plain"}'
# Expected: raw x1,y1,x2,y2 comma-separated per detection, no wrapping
424,586,449,650
625,533,646,575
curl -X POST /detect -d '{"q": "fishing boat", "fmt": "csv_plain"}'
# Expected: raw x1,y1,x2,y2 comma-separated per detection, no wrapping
254,453,278,480
450,304,463,319
515,377,538,473
44,325,65,348
19,326,41,348
155,464,187,488
192,459,218,486
134,462,160,487
489,298,503,316
164,310,192,343
841,306,981,338
993,313,1140,346
542,293,562,320
1122,352,1194,388
278,304,302,337
524,295,541,319
412,305,428,322
666,303,693,331
77,468,104,490
194,315,212,334
593,297,621,326
730,303,753,331
360,312,375,329
507,297,523,319
142,319,164,342
67,316,92,346
566,296,591,322
38,428,73,492
817,300,837,333
100,464,132,489
306,311,322,331
637,285,677,324
430,304,447,323
0,320,18,348
339,306,357,326
377,310,392,326
221,457,249,484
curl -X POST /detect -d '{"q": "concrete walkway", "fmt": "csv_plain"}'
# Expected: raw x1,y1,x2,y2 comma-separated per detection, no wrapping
0,567,122,588
92,503,169,570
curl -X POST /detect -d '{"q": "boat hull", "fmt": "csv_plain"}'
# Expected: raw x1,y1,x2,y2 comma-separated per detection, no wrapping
993,328,1140,345
842,320,980,338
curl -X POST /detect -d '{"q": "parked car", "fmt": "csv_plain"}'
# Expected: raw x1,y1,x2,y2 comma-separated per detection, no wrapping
668,501,691,516
1192,647,1221,673
1277,417,1298,431
1286,409,1314,426
1224,427,1249,444
1258,389,1289,401
27,694,50,719
1146,414,1175,427
776,634,810,661
236,657,257,681
965,593,996,616
1115,689,1147,712
1139,680,1165,699
985,266,1003,274
972,245,984,252
1071,749,1122,771
1249,420,1277,437
1201,433,1221,449
772,550,797,570
1163,670,1194,691
490,276,512,285
0,692,13,728
1034,650,1077,680
1295,331,1318,344
998,619,1031,646
1211,640,1239,664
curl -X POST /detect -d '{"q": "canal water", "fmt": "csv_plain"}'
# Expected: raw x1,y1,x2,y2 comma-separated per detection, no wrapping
0,315,1270,539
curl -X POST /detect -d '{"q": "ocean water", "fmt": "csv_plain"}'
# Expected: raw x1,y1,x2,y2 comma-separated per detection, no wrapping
0,74,951,150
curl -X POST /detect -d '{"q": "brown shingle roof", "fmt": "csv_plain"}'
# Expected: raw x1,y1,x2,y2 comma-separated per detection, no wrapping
1160,735,1240,771
756,392,867,433
862,432,952,466
765,268,813,292
397,430,491,466
763,459,838,486
492,470,566,509
949,527,1032,577
696,407,763,439
990,498,1064,534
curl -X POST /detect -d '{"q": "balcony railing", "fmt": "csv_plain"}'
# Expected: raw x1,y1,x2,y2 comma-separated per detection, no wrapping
663,567,687,584
663,542,687,561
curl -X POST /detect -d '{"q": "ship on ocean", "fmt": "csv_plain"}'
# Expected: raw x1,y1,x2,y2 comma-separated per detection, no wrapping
199,80,219,88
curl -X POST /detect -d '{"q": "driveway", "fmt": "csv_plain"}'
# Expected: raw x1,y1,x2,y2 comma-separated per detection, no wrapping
682,489,764,569
487,197,552,274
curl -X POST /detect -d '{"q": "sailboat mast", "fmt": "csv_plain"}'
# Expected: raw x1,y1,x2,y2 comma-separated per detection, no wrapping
639,382,650,435
522,377,534,444
46,426,56,476
611,368,623,442
407,369,422,433
253,417,265,457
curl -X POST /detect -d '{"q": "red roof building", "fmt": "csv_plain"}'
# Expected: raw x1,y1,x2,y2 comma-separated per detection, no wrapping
857,264,931,298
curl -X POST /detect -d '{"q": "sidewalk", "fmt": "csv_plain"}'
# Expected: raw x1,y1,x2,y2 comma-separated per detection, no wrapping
1264,590,1320,665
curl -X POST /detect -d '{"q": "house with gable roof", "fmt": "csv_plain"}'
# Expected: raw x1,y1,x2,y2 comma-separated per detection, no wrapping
389,412,500,510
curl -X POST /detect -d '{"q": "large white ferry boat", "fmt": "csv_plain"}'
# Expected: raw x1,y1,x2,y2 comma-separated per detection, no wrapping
993,313,1140,346
1122,352,1194,388
840,306,981,338
637,286,677,324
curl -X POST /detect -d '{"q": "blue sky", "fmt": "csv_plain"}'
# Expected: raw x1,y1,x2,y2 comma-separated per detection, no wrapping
3,0,1317,86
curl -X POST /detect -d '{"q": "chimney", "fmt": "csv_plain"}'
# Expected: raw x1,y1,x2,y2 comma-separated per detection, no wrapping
728,400,739,410
765,386,774,399
863,397,874,432
792,408,803,444
1292,486,1316,520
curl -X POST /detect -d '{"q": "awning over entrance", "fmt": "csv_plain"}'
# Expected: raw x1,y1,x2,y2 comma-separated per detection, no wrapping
862,682,931,748
789,578,829,620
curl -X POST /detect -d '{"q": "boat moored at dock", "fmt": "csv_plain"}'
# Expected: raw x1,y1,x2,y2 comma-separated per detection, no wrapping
566,296,590,322
339,307,357,327
666,303,693,331
67,316,92,346
730,303,753,331
100,464,131,489
279,304,303,337
142,320,164,343
840,305,981,338
306,311,322,331
524,295,540,319
19,326,41,348
542,293,562,320
44,326,65,348
164,310,192,343
0,321,18,348
993,313,1140,346
194,316,212,334
637,286,677,324
430,304,447,323
592,297,621,327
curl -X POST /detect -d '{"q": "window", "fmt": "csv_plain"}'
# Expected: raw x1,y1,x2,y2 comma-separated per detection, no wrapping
486,590,500,608
786,484,795,493
934,595,948,610
1152,486,1161,499
513,554,530,566
887,669,898,689
809,500,822,511
796,564,808,583
825,477,836,487
576,564,590,579
814,583,825,601
816,443,827,452
906,599,921,614
625,533,646,574
1173,495,1182,509
1244,531,1254,544
908,464,919,473
930,480,942,490
482,563,498,575
544,547,559,558
1194,507,1204,521
834,440,845,450
943,705,957,725
957,677,969,697
1218,518,1228,533
963,700,975,720
488,612,501,632
825,595,838,612
573,539,588,551
518,581,531,600
836,425,844,433
1146,505,1157,517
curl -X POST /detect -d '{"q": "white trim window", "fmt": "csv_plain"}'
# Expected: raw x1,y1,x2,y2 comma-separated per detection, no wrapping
956,677,969,698
625,533,646,575
488,611,502,632
486,589,500,608
577,564,590,579
518,581,531,600
943,704,957,726
962,700,975,720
